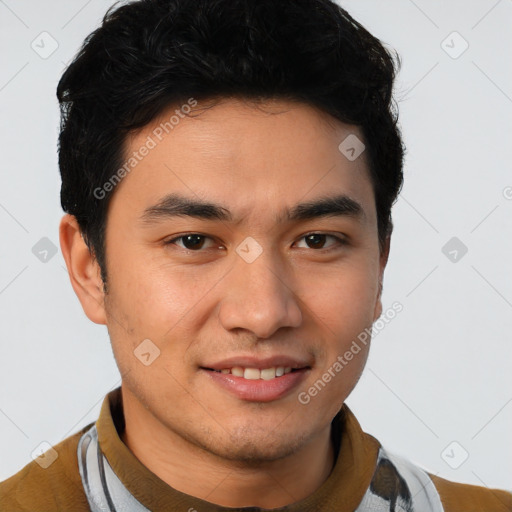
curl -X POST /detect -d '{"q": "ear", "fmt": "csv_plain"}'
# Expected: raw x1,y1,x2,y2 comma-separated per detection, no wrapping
59,214,107,325
373,234,391,322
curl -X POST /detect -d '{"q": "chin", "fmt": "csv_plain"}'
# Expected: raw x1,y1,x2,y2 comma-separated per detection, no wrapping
196,424,311,464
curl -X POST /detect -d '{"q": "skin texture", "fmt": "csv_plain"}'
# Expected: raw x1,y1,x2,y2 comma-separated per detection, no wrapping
60,98,390,508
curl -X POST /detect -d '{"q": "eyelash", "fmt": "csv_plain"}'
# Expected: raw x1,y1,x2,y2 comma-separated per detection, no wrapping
164,232,347,252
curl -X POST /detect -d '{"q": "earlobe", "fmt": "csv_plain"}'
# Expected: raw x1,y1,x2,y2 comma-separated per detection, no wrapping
59,214,107,325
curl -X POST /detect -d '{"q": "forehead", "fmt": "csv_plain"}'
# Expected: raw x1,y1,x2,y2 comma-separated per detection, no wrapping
109,98,375,227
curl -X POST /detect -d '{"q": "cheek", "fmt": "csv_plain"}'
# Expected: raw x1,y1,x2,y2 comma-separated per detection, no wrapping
109,253,211,335
303,259,380,336
104,256,229,382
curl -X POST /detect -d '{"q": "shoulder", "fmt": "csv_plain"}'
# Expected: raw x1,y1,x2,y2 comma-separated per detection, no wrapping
362,441,512,512
429,473,512,512
0,424,92,512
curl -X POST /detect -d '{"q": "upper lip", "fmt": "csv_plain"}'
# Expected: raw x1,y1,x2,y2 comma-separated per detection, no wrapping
201,355,312,371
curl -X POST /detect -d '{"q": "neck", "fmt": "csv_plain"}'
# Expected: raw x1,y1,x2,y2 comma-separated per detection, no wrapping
120,389,335,508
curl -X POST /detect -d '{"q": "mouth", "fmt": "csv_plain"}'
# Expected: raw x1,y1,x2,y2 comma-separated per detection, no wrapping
202,366,307,380
199,358,312,402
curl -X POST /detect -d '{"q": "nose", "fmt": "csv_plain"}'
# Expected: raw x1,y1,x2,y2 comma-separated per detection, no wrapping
217,248,303,339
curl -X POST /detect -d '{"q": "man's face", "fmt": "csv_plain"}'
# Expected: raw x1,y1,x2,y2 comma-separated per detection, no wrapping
102,98,386,462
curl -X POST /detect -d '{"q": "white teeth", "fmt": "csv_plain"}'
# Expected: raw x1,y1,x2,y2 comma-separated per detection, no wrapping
244,368,260,380
260,367,276,380
214,366,300,380
231,366,244,377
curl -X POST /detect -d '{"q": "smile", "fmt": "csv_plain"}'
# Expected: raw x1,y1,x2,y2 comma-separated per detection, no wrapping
201,365,310,402
205,366,298,380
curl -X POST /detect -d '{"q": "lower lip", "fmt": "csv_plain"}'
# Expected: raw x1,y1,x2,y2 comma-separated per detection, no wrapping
202,368,310,402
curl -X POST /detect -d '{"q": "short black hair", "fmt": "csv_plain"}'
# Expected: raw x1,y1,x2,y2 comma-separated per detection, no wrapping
57,0,404,287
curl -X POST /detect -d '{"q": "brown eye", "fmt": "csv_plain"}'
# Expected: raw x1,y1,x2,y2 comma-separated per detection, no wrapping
296,233,345,250
305,234,327,249
181,234,205,250
166,234,215,251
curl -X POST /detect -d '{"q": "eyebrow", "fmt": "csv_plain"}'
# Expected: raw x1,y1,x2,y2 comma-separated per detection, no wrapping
140,192,366,225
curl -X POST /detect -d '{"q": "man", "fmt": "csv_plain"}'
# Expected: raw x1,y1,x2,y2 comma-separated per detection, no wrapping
1,0,510,510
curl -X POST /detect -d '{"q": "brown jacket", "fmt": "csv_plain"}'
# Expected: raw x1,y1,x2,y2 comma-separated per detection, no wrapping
1,388,511,511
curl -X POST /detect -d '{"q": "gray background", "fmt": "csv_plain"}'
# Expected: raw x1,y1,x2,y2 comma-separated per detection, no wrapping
1,0,511,491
